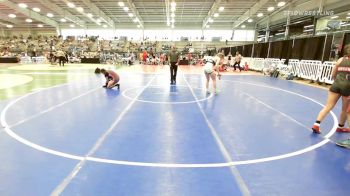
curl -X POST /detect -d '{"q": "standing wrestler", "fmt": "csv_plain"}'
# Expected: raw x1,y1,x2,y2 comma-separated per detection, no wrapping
203,53,224,94
312,44,350,133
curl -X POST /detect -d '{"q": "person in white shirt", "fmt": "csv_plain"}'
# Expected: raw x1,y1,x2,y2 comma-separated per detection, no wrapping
233,51,242,72
56,49,66,66
203,53,224,94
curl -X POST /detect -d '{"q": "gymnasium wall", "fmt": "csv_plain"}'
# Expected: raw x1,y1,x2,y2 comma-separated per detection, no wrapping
221,32,350,62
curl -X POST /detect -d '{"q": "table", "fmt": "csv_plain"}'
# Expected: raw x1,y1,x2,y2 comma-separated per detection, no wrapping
81,58,100,63
0,57,19,63
179,60,189,65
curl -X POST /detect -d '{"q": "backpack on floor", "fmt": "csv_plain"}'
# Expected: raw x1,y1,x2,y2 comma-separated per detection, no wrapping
286,73,294,80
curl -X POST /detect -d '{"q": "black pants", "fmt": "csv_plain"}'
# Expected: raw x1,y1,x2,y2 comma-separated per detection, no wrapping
233,61,241,71
58,56,65,66
170,62,178,83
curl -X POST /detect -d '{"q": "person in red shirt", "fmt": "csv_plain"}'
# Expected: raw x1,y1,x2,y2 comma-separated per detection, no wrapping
142,50,148,65
244,62,249,71
100,69,120,89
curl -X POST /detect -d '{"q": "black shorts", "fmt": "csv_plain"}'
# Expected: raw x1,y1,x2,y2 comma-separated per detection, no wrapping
330,79,350,97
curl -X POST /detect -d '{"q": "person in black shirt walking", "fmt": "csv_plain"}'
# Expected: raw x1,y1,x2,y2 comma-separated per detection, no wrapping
167,47,180,84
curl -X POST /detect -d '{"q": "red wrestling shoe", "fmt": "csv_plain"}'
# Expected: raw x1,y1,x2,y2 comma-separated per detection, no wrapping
312,124,321,134
336,127,350,133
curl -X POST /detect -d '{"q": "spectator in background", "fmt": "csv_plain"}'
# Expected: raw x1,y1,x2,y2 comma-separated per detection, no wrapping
159,53,165,66
139,52,143,64
228,54,232,67
188,53,192,65
233,51,242,72
56,49,66,66
142,50,148,65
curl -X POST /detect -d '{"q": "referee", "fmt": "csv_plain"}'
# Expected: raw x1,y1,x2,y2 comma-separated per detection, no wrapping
167,47,180,84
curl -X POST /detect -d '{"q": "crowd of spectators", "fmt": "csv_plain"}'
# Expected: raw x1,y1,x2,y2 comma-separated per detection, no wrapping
0,35,127,64
0,35,218,66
